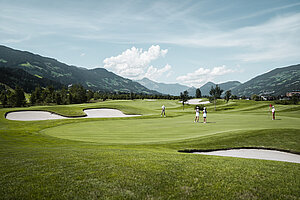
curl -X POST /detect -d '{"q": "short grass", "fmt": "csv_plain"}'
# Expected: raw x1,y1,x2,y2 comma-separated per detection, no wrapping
0,99,299,199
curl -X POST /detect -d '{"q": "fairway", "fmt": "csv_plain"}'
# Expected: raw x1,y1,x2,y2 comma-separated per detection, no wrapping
42,112,300,144
1,99,300,199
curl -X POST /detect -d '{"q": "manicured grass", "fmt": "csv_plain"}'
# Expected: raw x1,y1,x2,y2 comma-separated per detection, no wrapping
0,99,299,199
42,112,299,144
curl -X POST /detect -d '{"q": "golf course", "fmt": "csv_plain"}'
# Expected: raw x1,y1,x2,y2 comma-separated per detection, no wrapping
1,99,299,199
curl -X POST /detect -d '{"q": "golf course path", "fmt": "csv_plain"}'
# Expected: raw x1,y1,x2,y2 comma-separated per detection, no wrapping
194,149,300,164
5,109,141,121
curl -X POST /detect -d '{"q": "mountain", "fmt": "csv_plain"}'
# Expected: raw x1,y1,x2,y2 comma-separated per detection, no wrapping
199,81,241,96
231,64,300,96
137,77,190,96
0,45,158,94
199,82,216,96
0,67,63,93
186,87,197,97
219,81,242,92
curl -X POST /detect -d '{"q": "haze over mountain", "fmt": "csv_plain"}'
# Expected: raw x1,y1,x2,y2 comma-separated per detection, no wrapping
199,81,242,96
137,78,190,96
137,78,242,97
0,45,158,94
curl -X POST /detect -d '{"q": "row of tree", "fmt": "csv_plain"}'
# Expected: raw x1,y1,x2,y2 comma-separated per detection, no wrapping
2,84,296,108
0,84,180,107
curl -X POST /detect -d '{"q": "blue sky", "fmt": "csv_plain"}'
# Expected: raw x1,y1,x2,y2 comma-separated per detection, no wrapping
1,0,300,87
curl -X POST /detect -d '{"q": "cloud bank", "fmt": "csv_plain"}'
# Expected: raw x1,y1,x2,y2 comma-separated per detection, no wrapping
176,66,236,87
103,45,171,80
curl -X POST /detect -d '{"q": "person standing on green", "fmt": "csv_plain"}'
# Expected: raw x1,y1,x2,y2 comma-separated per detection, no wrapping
203,107,207,123
194,106,200,122
161,105,166,117
272,106,275,120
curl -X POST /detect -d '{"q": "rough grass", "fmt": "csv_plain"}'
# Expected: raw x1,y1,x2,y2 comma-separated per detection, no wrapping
0,99,299,199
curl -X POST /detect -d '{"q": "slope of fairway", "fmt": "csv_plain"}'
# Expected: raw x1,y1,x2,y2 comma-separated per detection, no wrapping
42,112,300,144
1,99,300,199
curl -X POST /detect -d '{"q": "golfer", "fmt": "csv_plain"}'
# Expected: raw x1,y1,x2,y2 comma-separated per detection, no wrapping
203,107,207,123
272,106,275,120
194,106,200,122
161,105,166,117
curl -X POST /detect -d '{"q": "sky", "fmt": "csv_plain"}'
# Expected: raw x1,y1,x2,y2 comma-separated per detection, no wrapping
1,0,300,87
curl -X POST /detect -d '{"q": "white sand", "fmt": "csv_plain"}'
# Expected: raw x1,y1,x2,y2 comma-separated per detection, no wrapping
83,109,140,118
179,99,210,105
194,149,300,164
6,109,141,121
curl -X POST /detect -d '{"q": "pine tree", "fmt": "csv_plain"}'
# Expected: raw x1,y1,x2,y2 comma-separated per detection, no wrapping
14,86,26,107
225,90,232,103
210,85,223,110
180,90,189,110
196,88,201,98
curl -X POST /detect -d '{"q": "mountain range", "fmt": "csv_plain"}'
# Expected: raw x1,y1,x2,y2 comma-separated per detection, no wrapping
199,81,242,96
0,45,299,96
231,64,300,96
137,78,241,97
0,45,158,94
136,78,190,96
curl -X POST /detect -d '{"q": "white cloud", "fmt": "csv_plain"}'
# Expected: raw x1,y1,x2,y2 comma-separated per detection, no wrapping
145,64,172,81
103,45,169,80
176,65,236,87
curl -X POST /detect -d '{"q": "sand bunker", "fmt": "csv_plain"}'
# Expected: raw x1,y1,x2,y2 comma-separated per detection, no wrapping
194,149,300,164
5,109,141,121
179,99,210,105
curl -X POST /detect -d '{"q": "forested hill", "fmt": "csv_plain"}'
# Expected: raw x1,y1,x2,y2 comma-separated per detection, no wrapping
0,45,158,94
0,67,63,93
231,64,300,96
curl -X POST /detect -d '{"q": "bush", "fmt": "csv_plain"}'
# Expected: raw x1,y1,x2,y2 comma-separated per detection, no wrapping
274,100,298,105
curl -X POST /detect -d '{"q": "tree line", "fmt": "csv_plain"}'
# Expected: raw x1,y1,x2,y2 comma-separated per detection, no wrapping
0,84,179,108
1,84,297,108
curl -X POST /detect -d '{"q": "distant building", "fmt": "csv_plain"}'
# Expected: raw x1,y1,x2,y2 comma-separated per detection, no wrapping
286,91,300,97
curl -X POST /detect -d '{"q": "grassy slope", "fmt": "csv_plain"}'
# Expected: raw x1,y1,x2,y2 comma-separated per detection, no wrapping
0,99,299,199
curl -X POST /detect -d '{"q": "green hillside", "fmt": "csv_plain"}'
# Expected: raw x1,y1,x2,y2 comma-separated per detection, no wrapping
0,67,63,92
232,64,300,96
0,45,158,94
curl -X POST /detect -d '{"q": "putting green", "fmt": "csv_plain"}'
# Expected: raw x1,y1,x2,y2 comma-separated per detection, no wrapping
41,113,300,144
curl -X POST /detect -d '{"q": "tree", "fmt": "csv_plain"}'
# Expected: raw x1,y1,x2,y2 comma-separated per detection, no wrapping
224,90,232,103
210,85,223,110
251,94,260,101
69,84,87,104
291,94,299,105
195,88,202,98
54,91,62,105
13,86,26,107
87,90,94,102
180,90,189,110
60,87,68,104
0,91,8,107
